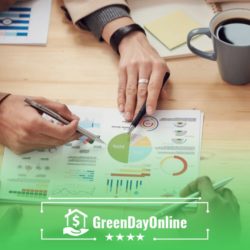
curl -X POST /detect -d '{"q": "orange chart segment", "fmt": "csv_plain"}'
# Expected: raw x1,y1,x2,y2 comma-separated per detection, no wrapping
160,155,188,176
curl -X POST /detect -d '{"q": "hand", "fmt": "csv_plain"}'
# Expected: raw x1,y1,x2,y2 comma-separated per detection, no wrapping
101,17,169,121
118,32,169,121
180,176,241,239
0,0,16,11
0,95,81,154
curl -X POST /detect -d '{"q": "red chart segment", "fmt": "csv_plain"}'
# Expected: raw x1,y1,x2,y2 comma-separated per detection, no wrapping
160,155,188,176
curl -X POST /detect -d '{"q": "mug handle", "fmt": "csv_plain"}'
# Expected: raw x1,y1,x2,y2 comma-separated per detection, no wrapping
187,28,216,61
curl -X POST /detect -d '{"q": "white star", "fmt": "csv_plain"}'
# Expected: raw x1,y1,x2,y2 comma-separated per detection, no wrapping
127,233,134,240
136,233,144,240
105,233,113,241
116,233,124,240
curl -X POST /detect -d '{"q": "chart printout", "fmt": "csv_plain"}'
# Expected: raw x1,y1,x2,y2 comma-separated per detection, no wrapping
0,107,203,202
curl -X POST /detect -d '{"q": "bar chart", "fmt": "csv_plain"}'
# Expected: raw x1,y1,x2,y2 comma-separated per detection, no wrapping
106,178,143,196
0,7,31,37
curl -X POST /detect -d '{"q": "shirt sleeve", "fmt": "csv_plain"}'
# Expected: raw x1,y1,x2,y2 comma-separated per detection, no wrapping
79,5,130,40
63,0,129,24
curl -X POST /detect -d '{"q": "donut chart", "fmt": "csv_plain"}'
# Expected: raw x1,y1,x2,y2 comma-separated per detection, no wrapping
160,155,188,176
108,133,152,163
140,116,159,131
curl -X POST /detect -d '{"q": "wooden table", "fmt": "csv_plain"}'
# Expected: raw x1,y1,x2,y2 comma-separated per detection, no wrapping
1,0,250,239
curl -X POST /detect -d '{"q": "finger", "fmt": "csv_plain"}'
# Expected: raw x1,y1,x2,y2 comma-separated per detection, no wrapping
134,65,151,117
160,73,170,99
72,114,80,120
180,176,217,201
221,188,240,213
39,118,79,140
197,176,217,201
146,65,167,115
180,178,199,197
160,85,168,100
33,97,79,121
117,65,127,112
124,64,138,121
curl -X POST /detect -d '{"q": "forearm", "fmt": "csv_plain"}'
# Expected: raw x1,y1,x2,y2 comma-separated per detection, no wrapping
63,1,168,120
82,8,147,56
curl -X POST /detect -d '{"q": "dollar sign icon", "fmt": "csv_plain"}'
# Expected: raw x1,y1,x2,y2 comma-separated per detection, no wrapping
72,215,80,228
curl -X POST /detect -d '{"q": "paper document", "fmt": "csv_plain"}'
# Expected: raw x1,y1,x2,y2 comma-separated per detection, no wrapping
0,0,52,45
0,107,204,202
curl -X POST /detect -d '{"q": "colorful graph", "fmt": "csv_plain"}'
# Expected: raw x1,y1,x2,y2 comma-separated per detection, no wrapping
110,168,150,177
8,188,47,198
106,178,143,195
140,116,159,131
0,7,31,37
160,155,188,176
108,133,152,163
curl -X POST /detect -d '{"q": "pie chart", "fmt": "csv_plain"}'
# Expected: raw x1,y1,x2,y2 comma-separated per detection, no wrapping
108,133,152,163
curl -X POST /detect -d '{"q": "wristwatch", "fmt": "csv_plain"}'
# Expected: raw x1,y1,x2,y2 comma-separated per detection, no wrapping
110,24,146,54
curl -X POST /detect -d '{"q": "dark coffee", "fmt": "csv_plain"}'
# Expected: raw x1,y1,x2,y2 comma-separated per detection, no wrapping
215,18,250,46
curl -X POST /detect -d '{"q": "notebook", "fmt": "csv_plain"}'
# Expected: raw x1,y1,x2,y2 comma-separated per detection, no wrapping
128,0,220,59
144,11,201,50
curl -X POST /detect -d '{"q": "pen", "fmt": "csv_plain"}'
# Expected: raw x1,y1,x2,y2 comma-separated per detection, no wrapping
128,72,170,134
24,98,105,144
154,177,233,218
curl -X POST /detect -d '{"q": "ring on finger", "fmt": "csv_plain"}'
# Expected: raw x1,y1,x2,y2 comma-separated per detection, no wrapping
138,78,149,85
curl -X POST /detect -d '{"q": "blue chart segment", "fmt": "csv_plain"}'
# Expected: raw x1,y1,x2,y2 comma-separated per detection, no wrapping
0,7,31,37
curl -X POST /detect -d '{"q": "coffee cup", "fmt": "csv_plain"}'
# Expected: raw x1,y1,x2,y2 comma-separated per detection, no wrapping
187,9,250,85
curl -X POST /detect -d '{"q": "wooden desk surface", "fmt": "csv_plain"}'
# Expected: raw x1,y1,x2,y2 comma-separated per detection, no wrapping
0,0,250,233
